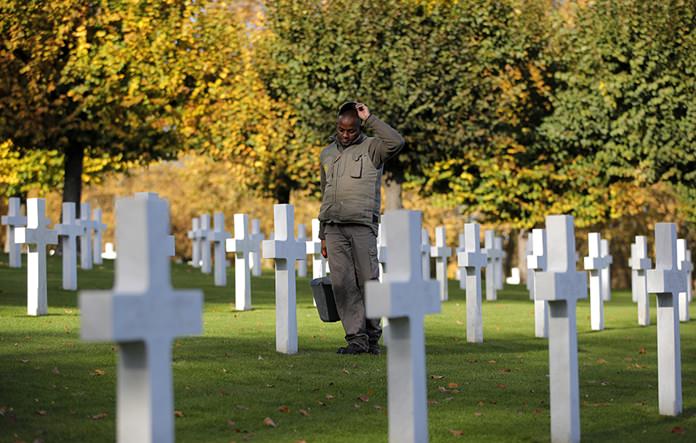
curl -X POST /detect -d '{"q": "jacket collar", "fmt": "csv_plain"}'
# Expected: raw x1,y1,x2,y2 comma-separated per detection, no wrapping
329,132,366,150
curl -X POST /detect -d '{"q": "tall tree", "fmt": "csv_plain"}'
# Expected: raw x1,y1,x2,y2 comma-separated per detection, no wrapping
0,0,191,211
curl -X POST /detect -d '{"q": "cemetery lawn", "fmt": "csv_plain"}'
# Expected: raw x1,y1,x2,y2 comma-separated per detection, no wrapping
1,254,695,443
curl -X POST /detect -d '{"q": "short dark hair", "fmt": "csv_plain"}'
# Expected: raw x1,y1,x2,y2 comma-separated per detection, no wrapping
337,102,359,126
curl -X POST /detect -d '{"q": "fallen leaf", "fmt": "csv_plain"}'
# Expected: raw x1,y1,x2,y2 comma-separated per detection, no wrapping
496,384,507,390
52,367,60,375
36,410,47,416
438,387,449,393
449,429,465,437
478,400,485,406
277,405,290,413
342,368,350,375
174,410,184,417
430,375,445,380
373,405,383,410
263,417,276,428
93,369,106,376
298,409,309,417
447,383,460,389
499,368,512,373
639,347,647,355
428,399,438,405
325,394,335,400
316,400,326,406
487,360,497,364
227,420,236,428
20,359,29,364
671,426,685,435
295,440,307,443
595,358,607,365
474,411,482,417
91,412,108,420
358,395,369,402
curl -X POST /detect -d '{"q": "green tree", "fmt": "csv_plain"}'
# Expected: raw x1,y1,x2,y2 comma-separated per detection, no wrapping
0,0,190,210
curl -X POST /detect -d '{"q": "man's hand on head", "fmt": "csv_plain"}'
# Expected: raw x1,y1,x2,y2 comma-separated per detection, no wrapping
355,102,370,121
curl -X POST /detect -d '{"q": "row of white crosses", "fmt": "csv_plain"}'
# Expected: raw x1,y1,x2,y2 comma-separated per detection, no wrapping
3,197,108,316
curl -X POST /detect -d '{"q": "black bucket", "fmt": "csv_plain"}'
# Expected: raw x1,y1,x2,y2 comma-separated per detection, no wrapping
310,277,340,322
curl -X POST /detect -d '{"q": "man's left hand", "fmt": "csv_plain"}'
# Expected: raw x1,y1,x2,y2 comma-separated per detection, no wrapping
355,102,370,121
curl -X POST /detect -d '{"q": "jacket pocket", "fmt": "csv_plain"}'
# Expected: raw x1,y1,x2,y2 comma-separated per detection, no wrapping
350,153,363,178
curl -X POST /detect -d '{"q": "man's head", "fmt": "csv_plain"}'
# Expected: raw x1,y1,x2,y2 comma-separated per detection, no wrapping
336,102,361,146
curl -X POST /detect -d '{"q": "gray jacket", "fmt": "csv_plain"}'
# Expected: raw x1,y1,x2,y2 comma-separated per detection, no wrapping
318,114,405,239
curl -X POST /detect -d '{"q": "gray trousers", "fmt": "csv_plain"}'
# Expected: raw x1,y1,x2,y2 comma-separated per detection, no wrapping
324,223,382,350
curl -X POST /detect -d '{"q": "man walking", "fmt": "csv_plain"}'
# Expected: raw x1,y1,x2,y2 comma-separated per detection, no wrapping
318,102,405,354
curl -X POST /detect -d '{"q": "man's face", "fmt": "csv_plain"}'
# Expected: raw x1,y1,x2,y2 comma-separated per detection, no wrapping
336,115,360,146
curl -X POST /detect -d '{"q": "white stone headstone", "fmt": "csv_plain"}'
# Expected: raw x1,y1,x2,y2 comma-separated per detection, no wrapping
262,204,306,354
79,202,94,270
646,223,686,416
365,210,440,443
677,239,691,323
198,214,212,274
296,223,308,278
55,202,82,291
494,235,504,290
535,215,587,443
210,212,231,286
421,228,431,281
92,208,107,266
457,223,486,343
249,218,265,277
226,213,254,311
527,228,549,338
15,198,59,316
102,242,117,260
307,219,326,280
79,192,203,443
583,232,609,331
430,226,452,302
484,230,502,301
600,239,612,301
377,223,388,281
187,218,201,268
628,238,639,302
2,197,26,268
525,233,533,296
631,236,652,326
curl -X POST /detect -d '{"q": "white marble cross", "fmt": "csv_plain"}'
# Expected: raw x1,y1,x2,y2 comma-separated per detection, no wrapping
307,218,326,279
296,223,308,278
526,234,534,299
527,228,549,338
365,210,440,443
2,197,26,268
210,212,231,286
102,242,117,260
677,239,692,323
377,223,388,281
79,202,95,270
262,204,306,354
484,230,502,301
629,238,639,303
198,214,213,274
15,198,58,316
249,218,265,277
455,231,465,284
584,232,609,331
79,192,203,443
55,202,82,291
494,235,504,290
421,228,431,281
430,226,452,302
600,239,612,301
646,223,686,416
92,208,107,266
187,218,201,268
631,236,652,326
534,215,587,443
457,222,486,343
226,213,254,311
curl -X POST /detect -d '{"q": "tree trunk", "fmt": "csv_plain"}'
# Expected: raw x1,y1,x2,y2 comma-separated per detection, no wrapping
274,184,291,205
62,146,84,217
384,171,403,211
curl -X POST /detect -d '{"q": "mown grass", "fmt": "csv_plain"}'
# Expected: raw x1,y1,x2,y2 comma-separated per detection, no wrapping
0,253,694,442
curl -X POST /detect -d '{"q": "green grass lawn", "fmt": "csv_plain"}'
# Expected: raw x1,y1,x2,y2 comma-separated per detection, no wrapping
1,253,694,442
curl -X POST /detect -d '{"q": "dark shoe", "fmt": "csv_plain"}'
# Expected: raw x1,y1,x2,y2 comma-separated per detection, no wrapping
368,343,381,355
337,343,366,355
